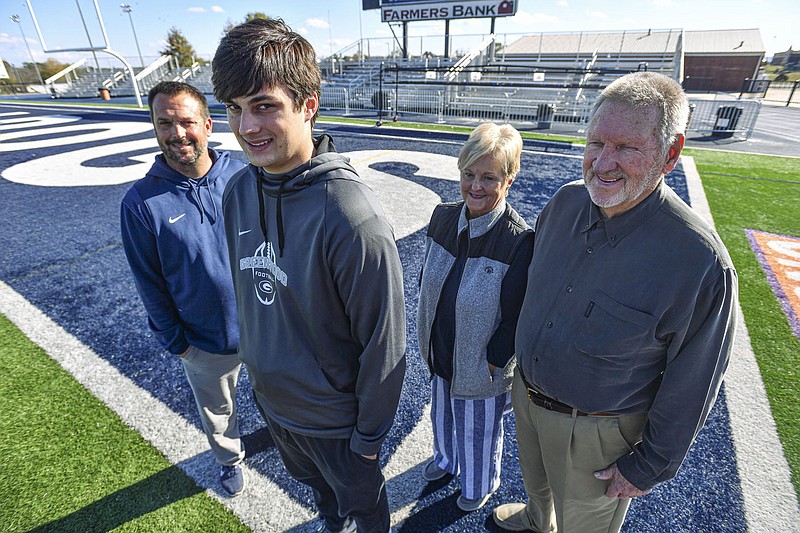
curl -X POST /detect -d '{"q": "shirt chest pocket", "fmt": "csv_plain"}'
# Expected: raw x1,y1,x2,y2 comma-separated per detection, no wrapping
574,291,658,358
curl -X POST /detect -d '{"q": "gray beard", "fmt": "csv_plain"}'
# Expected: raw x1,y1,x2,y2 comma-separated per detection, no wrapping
585,161,663,211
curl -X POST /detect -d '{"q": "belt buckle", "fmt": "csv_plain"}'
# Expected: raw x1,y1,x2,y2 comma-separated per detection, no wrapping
527,387,540,403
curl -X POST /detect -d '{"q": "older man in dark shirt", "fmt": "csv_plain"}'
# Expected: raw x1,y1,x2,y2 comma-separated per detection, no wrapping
493,72,738,533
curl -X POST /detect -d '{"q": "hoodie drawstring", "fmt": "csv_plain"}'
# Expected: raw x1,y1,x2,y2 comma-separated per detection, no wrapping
187,177,218,224
254,135,340,257
257,172,269,247
276,181,285,257
209,185,218,221
189,181,204,224
256,172,286,258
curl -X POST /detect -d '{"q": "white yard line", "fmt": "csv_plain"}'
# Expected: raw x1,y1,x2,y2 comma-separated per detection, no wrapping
0,280,316,532
683,155,800,531
0,279,450,531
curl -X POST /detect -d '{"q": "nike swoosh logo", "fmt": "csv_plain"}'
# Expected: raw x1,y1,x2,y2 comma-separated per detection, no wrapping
169,214,186,224
238,229,252,236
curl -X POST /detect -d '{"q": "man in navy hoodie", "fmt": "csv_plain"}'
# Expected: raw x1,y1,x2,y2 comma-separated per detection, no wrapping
120,81,247,496
212,18,406,533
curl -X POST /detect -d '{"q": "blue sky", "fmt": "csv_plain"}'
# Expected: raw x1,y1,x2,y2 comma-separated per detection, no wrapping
1,0,796,68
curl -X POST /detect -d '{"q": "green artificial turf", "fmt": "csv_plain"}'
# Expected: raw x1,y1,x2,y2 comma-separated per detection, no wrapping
686,148,800,495
0,313,250,533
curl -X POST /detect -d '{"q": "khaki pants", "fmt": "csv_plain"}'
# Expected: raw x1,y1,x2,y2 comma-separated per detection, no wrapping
181,346,244,466
511,370,647,533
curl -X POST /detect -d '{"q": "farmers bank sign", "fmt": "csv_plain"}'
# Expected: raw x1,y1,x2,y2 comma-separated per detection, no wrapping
381,0,517,22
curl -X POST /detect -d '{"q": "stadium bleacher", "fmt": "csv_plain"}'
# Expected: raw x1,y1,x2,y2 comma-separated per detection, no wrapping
41,28,762,138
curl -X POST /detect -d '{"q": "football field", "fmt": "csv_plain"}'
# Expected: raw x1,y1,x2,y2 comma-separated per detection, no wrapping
0,101,798,532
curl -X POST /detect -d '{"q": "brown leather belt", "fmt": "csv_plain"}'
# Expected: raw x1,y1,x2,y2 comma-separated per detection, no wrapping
518,368,616,417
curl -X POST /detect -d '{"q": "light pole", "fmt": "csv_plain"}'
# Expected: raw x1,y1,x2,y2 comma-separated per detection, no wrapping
10,14,45,87
120,4,144,69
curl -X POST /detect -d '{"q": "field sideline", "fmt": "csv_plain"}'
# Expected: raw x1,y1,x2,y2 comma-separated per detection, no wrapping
0,101,799,532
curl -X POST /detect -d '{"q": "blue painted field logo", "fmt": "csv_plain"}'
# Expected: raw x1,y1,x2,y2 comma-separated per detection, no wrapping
746,229,800,340
239,241,288,306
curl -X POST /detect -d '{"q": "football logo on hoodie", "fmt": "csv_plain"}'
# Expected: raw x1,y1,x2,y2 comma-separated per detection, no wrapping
239,240,288,306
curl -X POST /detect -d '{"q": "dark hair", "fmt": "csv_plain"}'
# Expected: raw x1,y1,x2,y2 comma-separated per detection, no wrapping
211,18,321,127
147,81,210,122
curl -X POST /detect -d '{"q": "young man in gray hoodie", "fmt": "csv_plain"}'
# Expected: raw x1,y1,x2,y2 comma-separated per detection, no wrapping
212,18,406,533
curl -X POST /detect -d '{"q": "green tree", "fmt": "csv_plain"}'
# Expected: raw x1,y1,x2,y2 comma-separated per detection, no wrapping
223,12,271,34
160,27,199,67
1,60,18,93
3,61,20,84
1,60,13,79
244,12,270,22
17,62,41,83
39,58,70,80
1,58,68,90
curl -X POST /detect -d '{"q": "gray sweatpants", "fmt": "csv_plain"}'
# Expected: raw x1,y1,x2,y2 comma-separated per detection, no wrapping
180,346,244,466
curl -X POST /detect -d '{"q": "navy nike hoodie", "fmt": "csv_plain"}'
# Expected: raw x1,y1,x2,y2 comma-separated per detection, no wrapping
222,135,407,456
121,149,245,355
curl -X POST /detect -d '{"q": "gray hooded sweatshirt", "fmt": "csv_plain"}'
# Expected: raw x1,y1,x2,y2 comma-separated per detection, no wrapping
222,135,406,456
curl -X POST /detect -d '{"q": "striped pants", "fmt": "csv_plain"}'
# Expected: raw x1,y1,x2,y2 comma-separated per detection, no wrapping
429,375,511,499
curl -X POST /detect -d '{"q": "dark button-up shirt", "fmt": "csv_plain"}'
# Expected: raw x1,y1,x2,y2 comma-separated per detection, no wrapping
516,179,738,490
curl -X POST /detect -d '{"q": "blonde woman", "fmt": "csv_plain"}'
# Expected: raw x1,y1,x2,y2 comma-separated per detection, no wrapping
417,123,534,512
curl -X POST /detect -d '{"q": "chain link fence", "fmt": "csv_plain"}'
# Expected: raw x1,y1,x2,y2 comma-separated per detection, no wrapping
686,98,762,140
739,78,800,107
